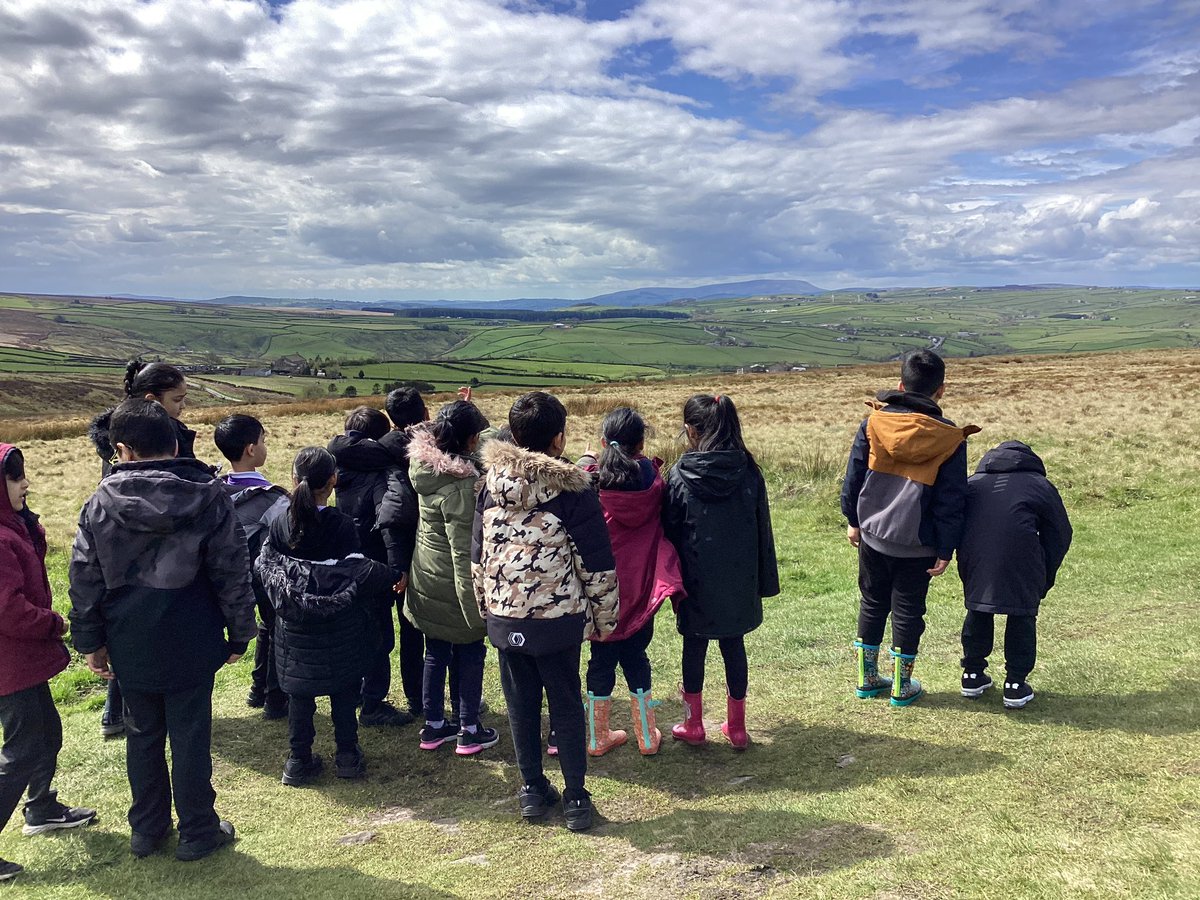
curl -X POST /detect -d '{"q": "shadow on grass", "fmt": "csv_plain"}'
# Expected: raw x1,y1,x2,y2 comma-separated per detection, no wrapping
926,679,1200,734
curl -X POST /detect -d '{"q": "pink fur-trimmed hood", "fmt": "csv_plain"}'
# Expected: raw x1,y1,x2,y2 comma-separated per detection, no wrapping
407,426,481,491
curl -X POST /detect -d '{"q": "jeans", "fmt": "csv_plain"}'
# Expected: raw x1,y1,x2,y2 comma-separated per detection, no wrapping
423,639,486,727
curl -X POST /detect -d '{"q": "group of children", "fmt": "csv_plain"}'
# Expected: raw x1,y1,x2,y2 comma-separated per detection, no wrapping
0,350,1071,880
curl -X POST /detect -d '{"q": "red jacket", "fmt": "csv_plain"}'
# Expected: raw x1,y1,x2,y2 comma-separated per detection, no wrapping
0,443,70,696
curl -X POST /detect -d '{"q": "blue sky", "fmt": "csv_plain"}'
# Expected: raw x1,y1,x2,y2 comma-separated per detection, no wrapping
1,0,1198,300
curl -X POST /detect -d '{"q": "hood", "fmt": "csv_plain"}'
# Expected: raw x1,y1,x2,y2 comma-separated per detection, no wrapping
0,443,18,518
407,427,480,493
874,389,945,418
89,409,116,465
256,544,364,623
377,428,412,458
482,440,590,511
93,458,222,534
600,476,665,528
673,450,751,501
975,441,1046,476
328,432,404,472
865,398,980,468
0,443,45,554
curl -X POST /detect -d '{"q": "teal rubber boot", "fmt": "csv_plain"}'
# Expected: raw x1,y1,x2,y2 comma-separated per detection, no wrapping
890,649,924,707
854,640,893,699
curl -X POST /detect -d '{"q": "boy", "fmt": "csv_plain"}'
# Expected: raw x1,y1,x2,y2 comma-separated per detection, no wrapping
69,399,256,861
214,414,291,719
1,444,96,883
957,441,1072,708
841,350,979,706
472,391,619,831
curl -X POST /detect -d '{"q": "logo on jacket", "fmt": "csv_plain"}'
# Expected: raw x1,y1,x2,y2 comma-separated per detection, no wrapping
508,632,526,648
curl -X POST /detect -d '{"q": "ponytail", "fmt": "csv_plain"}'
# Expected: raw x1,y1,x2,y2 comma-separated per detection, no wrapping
597,407,646,491
429,400,490,457
287,446,336,549
682,393,754,465
125,359,185,399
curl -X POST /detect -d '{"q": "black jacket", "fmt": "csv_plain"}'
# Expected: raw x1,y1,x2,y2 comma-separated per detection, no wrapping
957,442,1073,616
256,516,390,696
663,450,779,639
89,411,200,478
68,458,257,692
375,429,419,577
221,478,290,612
328,432,406,566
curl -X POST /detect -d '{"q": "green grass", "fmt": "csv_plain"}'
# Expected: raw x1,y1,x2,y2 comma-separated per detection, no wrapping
3,454,1198,898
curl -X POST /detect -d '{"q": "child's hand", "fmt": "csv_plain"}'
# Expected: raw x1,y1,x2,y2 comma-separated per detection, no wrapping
85,648,116,680
393,573,409,594
458,386,473,402
927,558,950,577
225,653,243,665
846,526,861,548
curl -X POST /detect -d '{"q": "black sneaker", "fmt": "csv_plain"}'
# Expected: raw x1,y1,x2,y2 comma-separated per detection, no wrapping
563,795,594,832
961,671,994,698
518,781,561,820
281,754,324,787
100,705,125,738
131,828,171,859
0,859,23,882
175,820,235,862
335,745,367,779
419,722,460,751
262,697,289,721
455,726,500,757
246,686,265,708
22,804,97,835
359,700,414,727
1003,680,1035,709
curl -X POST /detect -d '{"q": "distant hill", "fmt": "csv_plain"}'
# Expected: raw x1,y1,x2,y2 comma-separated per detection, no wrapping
581,279,824,307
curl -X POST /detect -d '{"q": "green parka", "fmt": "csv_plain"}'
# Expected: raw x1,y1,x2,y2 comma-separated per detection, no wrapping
403,427,485,644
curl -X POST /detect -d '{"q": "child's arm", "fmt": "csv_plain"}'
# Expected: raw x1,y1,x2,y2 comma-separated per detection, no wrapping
567,491,619,639
444,486,483,628
1037,482,1073,596
929,440,969,571
754,468,781,598
840,421,870,534
470,485,491,618
0,545,65,640
203,497,258,658
67,507,109,661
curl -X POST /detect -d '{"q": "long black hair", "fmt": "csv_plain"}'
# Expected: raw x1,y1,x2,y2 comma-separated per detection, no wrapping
287,446,336,550
683,393,754,464
429,400,490,457
597,406,646,491
124,359,185,399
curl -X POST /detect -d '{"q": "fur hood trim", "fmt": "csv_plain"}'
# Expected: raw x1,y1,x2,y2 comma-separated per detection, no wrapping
407,427,480,480
482,440,590,511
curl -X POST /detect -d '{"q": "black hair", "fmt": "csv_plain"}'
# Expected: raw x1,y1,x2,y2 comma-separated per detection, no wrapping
900,349,945,398
430,400,490,457
683,393,752,460
3,447,25,481
125,359,185,399
509,391,567,453
109,398,177,459
344,406,390,441
213,414,265,464
597,407,646,491
287,446,336,550
385,387,427,429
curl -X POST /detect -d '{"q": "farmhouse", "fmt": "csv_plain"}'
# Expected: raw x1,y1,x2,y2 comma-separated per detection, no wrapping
271,354,309,376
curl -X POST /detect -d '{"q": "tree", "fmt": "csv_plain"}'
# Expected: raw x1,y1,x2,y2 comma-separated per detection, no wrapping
327,383,337,394
372,383,382,395
357,370,365,379
344,385,358,397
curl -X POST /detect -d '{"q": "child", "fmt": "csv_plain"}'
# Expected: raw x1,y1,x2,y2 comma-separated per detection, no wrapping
255,447,391,785
69,399,255,861
840,350,979,707
1,445,97,883
663,394,778,750
472,391,619,831
87,359,200,738
404,400,497,755
957,441,1072,708
214,415,291,720
329,406,416,727
577,407,685,756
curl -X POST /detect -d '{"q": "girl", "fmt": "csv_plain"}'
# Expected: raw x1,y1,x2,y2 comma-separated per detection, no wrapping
255,448,391,786
1,445,96,883
86,359,199,738
578,408,684,756
404,401,498,756
663,394,779,750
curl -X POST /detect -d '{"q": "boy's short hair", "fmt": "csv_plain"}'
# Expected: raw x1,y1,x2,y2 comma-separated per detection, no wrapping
900,349,946,397
109,398,176,458
345,406,390,440
385,387,427,429
509,391,566,453
213,414,265,463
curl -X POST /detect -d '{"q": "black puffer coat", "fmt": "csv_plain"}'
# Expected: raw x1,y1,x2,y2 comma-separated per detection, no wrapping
957,442,1073,616
328,432,406,565
663,450,779,639
375,429,419,577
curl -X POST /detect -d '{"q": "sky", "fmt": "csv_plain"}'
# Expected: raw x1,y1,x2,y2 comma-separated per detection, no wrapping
1,0,1198,301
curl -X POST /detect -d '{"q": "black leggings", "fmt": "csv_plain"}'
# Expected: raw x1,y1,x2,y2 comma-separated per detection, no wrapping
586,620,654,696
681,635,748,699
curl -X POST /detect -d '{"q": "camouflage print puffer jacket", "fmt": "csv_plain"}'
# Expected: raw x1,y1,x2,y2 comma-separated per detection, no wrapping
472,441,619,656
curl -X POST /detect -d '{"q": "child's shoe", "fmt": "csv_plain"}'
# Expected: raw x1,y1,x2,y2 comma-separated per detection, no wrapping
419,721,460,750
961,671,993,698
359,700,414,727
22,802,97,835
334,745,367,778
720,694,749,750
854,640,893,698
175,820,235,862
890,649,924,707
563,793,595,832
629,688,662,755
130,827,172,858
518,780,560,820
1003,680,1035,709
546,729,558,756
671,690,706,745
100,694,125,738
586,692,628,757
281,753,324,787
246,686,265,708
0,860,22,882
262,695,289,721
455,725,500,756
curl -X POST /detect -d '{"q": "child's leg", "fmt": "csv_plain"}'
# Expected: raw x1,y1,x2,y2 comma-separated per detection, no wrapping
19,683,63,821
498,651,548,788
422,638,453,724
961,610,995,673
539,645,587,800
585,638,621,696
855,544,894,646
121,687,172,840
454,641,487,728
681,635,710,693
398,613,426,716
0,683,58,831
888,556,934,654
164,679,220,844
328,686,361,753
1004,615,1037,683
287,694,318,760
618,620,654,693
717,636,748,700
361,604,397,713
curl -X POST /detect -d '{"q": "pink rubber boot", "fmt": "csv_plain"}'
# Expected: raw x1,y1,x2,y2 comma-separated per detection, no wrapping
671,690,706,745
720,694,749,751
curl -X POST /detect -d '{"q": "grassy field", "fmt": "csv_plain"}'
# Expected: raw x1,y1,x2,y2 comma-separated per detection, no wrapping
1,350,1197,898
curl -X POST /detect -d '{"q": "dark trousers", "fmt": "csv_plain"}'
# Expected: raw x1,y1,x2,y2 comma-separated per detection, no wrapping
0,682,63,833
681,634,748,699
362,599,426,713
122,678,219,843
498,646,587,801
856,542,935,655
287,685,360,758
106,676,122,715
961,610,1037,682
423,639,486,727
587,620,654,696
250,596,284,704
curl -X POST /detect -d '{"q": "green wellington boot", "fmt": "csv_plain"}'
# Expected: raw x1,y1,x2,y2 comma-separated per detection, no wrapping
890,649,924,707
854,640,893,698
